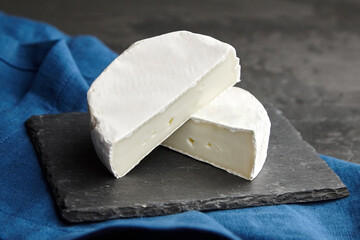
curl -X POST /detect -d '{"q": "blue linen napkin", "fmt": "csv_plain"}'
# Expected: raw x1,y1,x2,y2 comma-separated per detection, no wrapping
0,12,359,239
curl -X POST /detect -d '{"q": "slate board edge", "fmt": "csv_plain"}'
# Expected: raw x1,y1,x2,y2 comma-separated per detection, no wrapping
61,186,349,223
267,105,350,190
26,112,349,223
26,115,69,219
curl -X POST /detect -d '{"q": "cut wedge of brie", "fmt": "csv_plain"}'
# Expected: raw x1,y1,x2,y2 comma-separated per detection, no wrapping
163,87,271,180
88,31,240,178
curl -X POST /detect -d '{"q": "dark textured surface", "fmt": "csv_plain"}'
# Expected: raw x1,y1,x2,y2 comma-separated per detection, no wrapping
2,0,359,163
26,107,348,223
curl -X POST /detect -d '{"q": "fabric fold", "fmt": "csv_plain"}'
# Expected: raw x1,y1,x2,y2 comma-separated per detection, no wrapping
0,39,87,138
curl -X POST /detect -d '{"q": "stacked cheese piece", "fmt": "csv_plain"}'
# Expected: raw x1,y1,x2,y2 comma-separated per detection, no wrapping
88,31,271,180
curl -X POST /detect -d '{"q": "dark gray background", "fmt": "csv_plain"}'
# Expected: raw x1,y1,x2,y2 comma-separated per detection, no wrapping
2,0,359,163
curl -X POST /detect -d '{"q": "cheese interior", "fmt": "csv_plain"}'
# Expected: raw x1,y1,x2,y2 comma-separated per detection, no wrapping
164,120,255,179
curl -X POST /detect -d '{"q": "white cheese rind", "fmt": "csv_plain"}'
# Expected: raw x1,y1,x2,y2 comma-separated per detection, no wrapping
88,31,240,178
162,87,271,180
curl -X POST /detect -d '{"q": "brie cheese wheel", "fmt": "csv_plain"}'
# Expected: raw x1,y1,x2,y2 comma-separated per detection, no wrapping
163,87,271,180
88,31,240,178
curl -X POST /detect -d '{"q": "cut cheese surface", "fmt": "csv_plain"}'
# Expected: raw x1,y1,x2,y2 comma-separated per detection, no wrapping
87,31,240,178
163,87,271,180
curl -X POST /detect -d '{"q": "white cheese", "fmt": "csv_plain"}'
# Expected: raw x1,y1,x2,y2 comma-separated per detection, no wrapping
88,31,240,178
163,87,271,180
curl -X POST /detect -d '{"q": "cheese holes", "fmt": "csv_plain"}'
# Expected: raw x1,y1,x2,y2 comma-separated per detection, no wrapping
187,137,195,147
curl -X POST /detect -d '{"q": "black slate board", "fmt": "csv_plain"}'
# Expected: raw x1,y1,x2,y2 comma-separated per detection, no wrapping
26,106,349,223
